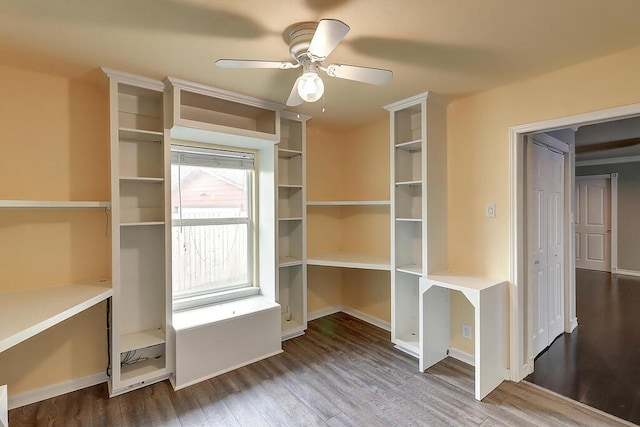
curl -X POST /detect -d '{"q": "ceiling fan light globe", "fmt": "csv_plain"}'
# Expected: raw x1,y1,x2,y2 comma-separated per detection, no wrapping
297,70,324,102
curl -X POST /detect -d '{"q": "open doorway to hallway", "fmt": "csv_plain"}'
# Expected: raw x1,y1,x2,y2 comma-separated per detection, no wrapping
520,116,640,424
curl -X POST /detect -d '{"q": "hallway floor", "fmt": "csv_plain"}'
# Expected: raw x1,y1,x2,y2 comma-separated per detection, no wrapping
526,269,640,424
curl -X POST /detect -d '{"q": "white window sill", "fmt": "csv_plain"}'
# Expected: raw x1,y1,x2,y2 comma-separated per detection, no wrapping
173,286,259,312
172,293,279,332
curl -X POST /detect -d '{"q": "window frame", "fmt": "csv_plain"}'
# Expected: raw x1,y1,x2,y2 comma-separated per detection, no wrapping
170,144,258,311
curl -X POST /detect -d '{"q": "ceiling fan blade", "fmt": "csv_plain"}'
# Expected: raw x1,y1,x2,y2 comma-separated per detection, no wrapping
286,77,304,106
216,59,299,69
324,64,393,85
307,19,350,60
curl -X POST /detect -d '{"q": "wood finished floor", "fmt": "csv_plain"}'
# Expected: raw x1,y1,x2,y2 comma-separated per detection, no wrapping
526,269,640,425
10,311,631,426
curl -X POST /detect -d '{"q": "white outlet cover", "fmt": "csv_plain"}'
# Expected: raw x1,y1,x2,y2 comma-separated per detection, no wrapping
462,324,472,340
486,203,496,218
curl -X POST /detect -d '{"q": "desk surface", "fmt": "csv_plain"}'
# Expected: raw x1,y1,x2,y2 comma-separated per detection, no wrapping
427,271,506,292
0,281,112,353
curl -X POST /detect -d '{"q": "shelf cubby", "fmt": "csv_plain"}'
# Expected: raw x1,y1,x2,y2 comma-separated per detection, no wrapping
395,144,422,183
117,84,163,133
395,220,423,268
119,139,164,179
395,183,422,219
179,90,276,136
279,264,305,337
280,119,303,151
120,354,166,383
278,153,303,187
120,328,166,353
393,106,422,145
278,219,303,264
165,77,282,147
119,180,164,224
278,186,303,219
394,272,420,355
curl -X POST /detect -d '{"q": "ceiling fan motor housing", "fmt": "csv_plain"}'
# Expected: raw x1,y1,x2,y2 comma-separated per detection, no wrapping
287,22,320,62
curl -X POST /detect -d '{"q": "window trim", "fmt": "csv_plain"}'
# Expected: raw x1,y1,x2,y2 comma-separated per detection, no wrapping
170,144,257,310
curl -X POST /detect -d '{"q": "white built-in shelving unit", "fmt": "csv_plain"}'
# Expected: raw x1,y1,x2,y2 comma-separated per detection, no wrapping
276,111,309,340
386,92,448,358
103,68,171,396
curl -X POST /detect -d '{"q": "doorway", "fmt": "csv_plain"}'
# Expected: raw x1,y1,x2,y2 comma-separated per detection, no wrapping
509,102,640,383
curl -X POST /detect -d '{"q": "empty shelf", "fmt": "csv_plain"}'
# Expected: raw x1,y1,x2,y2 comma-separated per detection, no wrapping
307,200,391,206
307,252,390,271
0,200,111,209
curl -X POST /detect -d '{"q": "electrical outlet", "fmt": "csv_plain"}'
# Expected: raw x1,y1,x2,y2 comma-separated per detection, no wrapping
486,203,496,218
462,324,472,340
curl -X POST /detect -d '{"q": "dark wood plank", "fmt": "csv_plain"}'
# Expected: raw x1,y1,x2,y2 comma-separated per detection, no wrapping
526,269,640,424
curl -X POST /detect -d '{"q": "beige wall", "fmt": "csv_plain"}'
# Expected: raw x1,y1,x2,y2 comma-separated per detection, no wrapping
448,45,640,350
0,65,110,394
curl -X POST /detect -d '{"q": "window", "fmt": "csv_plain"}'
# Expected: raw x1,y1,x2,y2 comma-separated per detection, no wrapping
171,145,255,308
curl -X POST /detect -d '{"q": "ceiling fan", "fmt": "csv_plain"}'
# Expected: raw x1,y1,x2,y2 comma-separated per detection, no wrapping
216,19,393,107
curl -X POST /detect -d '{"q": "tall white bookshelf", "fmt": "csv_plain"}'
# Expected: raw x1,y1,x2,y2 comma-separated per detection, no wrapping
276,111,309,340
103,68,171,396
386,92,448,357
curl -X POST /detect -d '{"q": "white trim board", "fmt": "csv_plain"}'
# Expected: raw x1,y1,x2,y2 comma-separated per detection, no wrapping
8,372,107,410
509,102,640,382
614,269,640,278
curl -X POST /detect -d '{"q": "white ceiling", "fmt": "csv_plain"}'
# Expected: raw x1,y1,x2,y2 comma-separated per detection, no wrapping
2,0,640,127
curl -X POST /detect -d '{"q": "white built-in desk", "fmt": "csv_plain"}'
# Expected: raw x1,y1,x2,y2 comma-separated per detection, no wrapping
0,281,112,353
419,272,508,400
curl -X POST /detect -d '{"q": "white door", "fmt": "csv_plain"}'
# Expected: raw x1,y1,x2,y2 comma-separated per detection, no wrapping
575,177,610,271
546,149,564,341
528,141,565,357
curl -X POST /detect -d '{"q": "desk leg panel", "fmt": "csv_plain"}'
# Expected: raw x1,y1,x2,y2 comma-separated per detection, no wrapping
420,286,450,371
477,282,508,400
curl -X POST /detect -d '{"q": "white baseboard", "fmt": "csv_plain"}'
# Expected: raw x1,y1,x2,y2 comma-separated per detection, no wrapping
569,317,578,332
448,348,475,366
8,372,107,410
614,269,640,278
341,307,391,332
307,306,342,322
308,306,391,332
